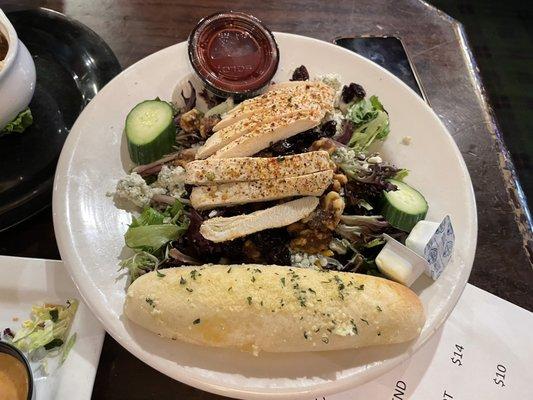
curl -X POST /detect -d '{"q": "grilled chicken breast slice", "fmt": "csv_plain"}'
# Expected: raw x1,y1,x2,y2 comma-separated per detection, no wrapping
200,196,319,242
197,107,322,159
211,109,324,159
186,151,332,185
190,170,333,210
213,81,334,132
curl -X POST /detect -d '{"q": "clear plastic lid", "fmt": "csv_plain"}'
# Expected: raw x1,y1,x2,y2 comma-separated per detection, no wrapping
188,12,279,97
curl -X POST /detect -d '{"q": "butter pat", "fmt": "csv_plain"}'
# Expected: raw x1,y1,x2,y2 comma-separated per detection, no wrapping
375,235,426,287
406,220,440,256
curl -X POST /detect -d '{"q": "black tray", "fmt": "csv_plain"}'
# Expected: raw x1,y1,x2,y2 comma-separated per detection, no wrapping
0,8,121,231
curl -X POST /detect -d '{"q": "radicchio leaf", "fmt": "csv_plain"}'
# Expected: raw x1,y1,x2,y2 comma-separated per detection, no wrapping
181,81,196,112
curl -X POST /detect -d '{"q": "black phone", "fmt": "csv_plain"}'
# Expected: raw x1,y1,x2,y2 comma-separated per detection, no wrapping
334,36,427,102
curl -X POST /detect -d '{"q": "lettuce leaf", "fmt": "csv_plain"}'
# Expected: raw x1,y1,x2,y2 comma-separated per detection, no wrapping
345,96,390,152
119,251,159,281
346,96,380,125
1,108,33,134
125,224,181,252
124,199,189,253
130,207,165,227
348,110,390,151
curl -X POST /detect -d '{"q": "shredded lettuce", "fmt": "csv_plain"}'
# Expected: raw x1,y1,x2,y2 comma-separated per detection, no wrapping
345,96,390,152
12,300,78,354
1,108,33,134
60,333,77,365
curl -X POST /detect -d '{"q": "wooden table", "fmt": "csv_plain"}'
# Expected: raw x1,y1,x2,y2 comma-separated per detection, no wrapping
1,0,531,399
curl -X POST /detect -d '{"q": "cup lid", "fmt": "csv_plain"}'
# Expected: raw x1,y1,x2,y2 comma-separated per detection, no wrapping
188,12,279,97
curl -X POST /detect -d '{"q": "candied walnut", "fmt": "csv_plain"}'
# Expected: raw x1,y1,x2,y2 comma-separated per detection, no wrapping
319,191,345,229
288,191,345,254
172,147,197,167
331,173,348,192
179,109,202,133
199,115,221,139
243,240,262,263
290,229,332,254
310,138,337,155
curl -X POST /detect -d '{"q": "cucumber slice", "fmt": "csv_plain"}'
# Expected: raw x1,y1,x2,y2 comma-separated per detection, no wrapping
125,100,176,164
381,179,428,232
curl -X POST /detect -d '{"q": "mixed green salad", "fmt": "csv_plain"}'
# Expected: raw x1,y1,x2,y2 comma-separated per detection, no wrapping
114,66,428,283
3,300,78,370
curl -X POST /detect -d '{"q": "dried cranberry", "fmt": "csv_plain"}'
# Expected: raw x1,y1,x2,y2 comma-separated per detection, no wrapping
266,121,336,156
248,228,291,265
345,180,384,206
320,120,337,138
179,209,222,261
290,65,309,81
341,83,366,103
3,327,14,339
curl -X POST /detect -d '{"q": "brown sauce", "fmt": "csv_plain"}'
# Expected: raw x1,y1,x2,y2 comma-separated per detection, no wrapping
0,31,8,61
0,353,29,400
189,12,279,97
204,28,262,81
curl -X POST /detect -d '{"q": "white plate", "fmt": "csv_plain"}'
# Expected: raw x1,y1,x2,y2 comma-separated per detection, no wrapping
52,33,477,399
0,255,105,400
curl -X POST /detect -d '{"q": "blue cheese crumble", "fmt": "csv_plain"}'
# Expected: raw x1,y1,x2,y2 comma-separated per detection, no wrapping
115,172,165,208
114,166,186,208
315,73,342,91
291,252,328,268
153,165,186,198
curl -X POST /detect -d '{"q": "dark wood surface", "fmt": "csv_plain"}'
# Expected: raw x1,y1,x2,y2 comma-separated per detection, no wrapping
0,1,531,399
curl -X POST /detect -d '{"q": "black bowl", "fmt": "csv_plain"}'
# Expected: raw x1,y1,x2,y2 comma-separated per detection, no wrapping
0,8,121,231
0,340,34,399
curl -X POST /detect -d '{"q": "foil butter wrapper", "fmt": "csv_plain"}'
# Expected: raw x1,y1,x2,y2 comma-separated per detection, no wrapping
408,216,455,280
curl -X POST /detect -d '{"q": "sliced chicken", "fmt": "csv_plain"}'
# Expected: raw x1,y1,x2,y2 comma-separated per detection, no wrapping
224,80,326,117
190,170,333,210
186,151,332,185
200,196,320,242
197,107,321,159
211,109,324,159
213,81,334,132
265,81,322,92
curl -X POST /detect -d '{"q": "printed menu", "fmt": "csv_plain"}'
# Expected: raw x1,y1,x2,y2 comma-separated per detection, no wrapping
314,284,531,400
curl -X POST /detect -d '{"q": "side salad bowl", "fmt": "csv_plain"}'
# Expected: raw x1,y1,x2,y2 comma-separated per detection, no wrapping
0,9,35,129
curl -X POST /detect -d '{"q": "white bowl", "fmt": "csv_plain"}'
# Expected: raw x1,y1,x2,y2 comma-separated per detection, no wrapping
53,33,477,399
0,9,36,129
